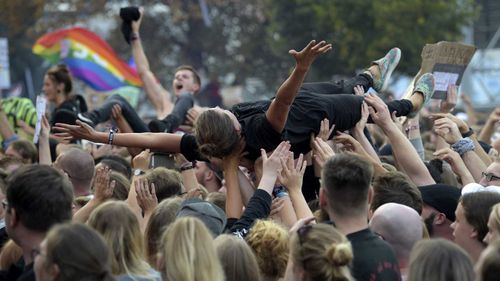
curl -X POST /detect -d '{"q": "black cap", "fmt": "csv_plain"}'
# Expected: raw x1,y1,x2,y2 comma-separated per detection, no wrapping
418,184,461,221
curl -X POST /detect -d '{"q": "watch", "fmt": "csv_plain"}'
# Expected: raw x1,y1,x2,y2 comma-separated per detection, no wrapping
134,169,145,176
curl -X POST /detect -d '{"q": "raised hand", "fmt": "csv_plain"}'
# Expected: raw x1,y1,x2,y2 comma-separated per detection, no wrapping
312,137,335,168
353,85,365,96
186,106,207,126
93,166,115,202
289,40,332,70
440,84,458,113
429,112,469,135
333,132,364,154
433,117,462,145
133,149,151,170
111,104,124,122
317,118,335,141
53,120,96,142
261,141,290,174
131,6,144,32
354,101,369,133
40,115,50,140
135,178,158,215
364,93,392,128
278,153,307,193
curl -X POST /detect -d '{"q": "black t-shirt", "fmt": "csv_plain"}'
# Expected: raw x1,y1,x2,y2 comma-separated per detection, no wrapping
0,260,34,281
180,100,283,162
347,228,401,281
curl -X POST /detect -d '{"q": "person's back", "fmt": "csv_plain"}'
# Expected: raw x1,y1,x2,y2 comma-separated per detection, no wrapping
320,153,400,281
347,228,401,280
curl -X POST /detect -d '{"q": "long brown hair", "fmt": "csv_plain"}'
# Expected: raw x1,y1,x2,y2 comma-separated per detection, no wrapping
195,110,240,159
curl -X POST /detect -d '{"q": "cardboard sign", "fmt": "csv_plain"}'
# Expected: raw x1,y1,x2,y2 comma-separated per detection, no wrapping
418,41,476,99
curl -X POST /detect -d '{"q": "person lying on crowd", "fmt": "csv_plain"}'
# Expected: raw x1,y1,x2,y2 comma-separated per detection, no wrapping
55,43,434,171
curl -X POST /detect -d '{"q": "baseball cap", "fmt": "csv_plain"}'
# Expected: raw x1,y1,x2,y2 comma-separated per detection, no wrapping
176,198,227,236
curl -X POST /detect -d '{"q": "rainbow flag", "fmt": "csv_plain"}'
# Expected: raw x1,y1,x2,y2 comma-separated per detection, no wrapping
33,27,142,91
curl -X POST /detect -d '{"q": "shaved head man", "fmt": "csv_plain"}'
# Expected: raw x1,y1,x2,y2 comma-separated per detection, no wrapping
370,203,423,279
53,148,95,196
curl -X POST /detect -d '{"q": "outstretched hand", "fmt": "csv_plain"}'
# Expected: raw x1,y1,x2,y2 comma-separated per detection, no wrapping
289,40,332,70
53,120,97,142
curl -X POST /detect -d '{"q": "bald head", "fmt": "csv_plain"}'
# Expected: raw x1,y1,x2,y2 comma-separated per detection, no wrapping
54,148,94,196
369,203,423,262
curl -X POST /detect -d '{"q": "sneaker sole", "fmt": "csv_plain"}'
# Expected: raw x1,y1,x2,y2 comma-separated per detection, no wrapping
381,49,401,91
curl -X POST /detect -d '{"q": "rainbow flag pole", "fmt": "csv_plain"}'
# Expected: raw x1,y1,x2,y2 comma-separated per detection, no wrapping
33,27,142,92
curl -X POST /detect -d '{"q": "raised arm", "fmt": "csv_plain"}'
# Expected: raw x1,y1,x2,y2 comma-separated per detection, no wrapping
54,121,183,153
131,7,173,118
365,93,435,186
266,40,332,133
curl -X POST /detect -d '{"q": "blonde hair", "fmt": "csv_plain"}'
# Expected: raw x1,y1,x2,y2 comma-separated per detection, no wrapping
87,201,155,280
159,217,225,281
490,203,500,233
144,197,183,268
0,240,22,270
214,234,261,281
408,239,474,281
290,224,353,281
245,220,289,279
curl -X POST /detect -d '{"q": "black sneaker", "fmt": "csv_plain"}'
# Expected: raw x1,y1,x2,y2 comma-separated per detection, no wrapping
77,113,95,128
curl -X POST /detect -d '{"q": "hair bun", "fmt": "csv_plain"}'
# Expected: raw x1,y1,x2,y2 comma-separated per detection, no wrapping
199,143,219,158
326,242,353,266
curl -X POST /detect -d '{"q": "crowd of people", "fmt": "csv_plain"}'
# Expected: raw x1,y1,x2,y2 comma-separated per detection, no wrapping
0,6,500,281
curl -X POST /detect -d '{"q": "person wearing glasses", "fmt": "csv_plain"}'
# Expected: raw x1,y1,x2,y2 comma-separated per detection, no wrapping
479,160,500,187
285,222,354,281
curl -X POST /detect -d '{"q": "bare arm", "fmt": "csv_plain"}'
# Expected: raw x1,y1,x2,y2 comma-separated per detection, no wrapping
131,7,173,118
365,94,435,186
433,117,487,182
237,168,256,206
266,40,332,133
278,153,313,220
0,104,16,141
38,116,52,165
478,109,500,144
54,121,183,153
351,89,382,164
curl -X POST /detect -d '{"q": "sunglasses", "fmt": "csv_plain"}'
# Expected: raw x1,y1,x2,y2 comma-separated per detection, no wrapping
482,172,500,182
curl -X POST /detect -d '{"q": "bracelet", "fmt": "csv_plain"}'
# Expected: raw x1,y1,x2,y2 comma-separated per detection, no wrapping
108,128,117,145
130,32,140,41
180,162,194,172
461,127,474,138
451,137,475,156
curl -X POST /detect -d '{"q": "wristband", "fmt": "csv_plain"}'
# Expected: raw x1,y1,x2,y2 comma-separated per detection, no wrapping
272,185,288,198
108,128,117,145
451,137,475,156
461,127,474,138
130,32,140,41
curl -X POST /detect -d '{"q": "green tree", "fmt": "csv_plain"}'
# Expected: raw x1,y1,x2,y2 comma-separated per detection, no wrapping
265,0,478,83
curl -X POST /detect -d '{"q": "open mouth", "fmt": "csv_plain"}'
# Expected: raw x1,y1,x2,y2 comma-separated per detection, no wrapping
175,84,183,90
